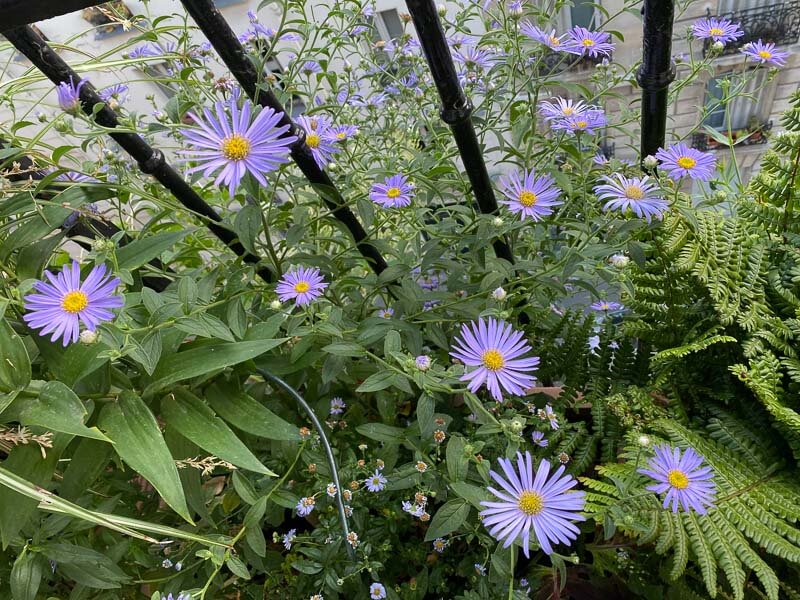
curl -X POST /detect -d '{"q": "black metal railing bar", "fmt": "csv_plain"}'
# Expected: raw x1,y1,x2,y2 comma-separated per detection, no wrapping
180,0,389,278
3,25,276,284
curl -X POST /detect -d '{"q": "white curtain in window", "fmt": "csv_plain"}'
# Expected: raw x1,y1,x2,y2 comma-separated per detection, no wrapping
726,69,768,130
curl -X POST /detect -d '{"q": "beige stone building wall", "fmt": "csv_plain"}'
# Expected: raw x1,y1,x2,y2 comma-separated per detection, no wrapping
595,0,800,183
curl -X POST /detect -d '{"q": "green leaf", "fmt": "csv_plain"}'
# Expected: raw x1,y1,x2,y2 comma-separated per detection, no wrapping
206,382,299,441
0,316,31,393
322,342,365,357
175,313,236,342
449,481,489,510
16,381,110,441
292,560,324,574
126,331,162,376
40,543,130,589
115,229,192,271
233,203,262,255
144,339,286,396
356,370,397,392
10,551,42,600
226,555,251,580
162,388,276,476
424,499,470,541
417,396,435,440
446,435,469,482
98,391,191,522
355,423,406,444
17,233,64,281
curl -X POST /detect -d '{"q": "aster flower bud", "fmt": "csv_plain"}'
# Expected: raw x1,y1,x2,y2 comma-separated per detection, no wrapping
711,40,725,53
642,154,658,169
437,4,447,16
510,417,525,433
80,330,99,345
415,355,432,371
36,112,48,123
492,216,503,226
638,434,650,447
270,299,282,309
608,254,630,268
492,287,507,301
714,190,727,202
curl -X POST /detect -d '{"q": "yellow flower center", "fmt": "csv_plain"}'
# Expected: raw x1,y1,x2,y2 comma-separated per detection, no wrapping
481,349,505,371
601,302,609,310
336,132,346,139
676,156,697,169
518,190,537,207
758,50,773,59
575,120,588,129
386,187,401,198
306,133,321,148
294,281,311,293
708,27,724,36
562,106,575,116
61,290,89,314
550,37,560,46
518,490,545,515
667,469,689,489
582,38,595,47
220,134,251,161
624,185,645,200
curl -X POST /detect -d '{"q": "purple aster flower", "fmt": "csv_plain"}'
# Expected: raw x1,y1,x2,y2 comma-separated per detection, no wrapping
538,97,591,121
498,169,563,221
450,317,540,401
480,452,586,556
250,23,301,42
369,583,387,600
362,4,375,17
593,152,610,165
594,174,667,222
55,171,97,184
296,114,340,168
330,124,358,141
282,528,296,550
638,444,716,514
741,40,790,66
566,26,614,58
275,267,328,306
588,335,601,353
474,563,487,576
301,60,322,75
330,396,346,415
531,431,548,447
296,496,315,517
432,537,447,553
364,469,387,492
23,262,124,347
543,404,558,430
692,18,744,43
520,23,575,52
180,96,296,197
452,44,498,70
590,300,624,312
655,143,716,181
551,110,607,135
56,78,85,113
370,174,415,208
98,83,129,106
415,355,432,371
375,307,394,319
349,25,369,36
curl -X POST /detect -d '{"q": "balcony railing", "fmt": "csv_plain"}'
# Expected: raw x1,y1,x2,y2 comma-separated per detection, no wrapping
690,120,773,150
704,1,800,56
538,51,608,76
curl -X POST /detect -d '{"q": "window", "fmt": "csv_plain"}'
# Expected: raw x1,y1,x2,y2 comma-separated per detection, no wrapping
82,1,133,39
556,0,596,31
717,0,775,13
703,69,771,131
371,9,404,42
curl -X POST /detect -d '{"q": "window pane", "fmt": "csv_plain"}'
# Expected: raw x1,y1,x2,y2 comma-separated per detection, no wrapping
570,1,595,29
379,10,405,40
703,77,727,129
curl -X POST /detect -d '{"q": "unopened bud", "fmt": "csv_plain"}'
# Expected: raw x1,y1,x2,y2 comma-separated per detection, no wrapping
642,154,658,169
270,299,282,310
79,330,99,344
492,216,503,227
492,287,507,301
437,4,447,17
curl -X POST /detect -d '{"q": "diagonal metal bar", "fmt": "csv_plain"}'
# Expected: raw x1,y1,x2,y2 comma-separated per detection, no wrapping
638,0,675,162
0,0,106,32
404,0,515,266
180,0,389,277
1,139,172,291
3,25,276,283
